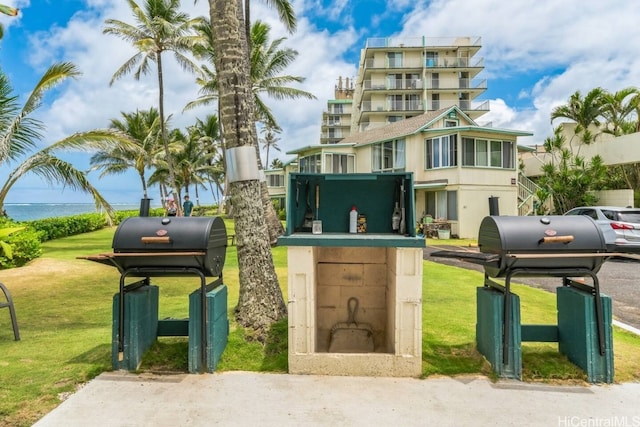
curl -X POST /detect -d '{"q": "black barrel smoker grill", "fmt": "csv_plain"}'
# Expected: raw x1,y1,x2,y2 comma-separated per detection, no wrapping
433,215,611,364
81,216,227,370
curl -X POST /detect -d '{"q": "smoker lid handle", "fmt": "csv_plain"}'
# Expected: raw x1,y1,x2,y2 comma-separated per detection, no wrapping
141,236,172,244
539,235,574,244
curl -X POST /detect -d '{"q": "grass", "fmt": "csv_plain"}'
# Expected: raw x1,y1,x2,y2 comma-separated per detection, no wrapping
0,224,639,425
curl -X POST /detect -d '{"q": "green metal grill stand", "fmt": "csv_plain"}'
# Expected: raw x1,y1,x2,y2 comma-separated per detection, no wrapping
112,272,228,373
476,272,613,383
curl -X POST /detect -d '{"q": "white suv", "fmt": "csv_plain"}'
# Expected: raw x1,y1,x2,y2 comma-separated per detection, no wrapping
564,206,640,253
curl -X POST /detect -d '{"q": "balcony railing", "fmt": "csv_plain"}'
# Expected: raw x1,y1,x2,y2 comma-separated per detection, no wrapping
363,56,484,70
363,79,424,90
424,78,487,90
359,99,490,113
365,36,482,49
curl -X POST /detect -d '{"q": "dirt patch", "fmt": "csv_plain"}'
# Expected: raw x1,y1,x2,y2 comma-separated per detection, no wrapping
0,258,118,291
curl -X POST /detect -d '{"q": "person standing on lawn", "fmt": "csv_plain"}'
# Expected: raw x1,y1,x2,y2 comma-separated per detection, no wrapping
183,195,194,217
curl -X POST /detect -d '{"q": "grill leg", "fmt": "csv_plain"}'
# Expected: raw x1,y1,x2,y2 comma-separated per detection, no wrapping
199,273,207,374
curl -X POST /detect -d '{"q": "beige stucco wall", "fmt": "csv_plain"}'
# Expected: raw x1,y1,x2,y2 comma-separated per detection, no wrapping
521,124,640,177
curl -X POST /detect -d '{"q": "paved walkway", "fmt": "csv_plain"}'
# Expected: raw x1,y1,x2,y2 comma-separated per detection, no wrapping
34,371,640,427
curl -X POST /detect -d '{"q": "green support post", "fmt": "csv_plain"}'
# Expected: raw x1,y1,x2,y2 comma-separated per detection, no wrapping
476,286,522,379
112,285,159,371
557,286,614,383
188,284,229,373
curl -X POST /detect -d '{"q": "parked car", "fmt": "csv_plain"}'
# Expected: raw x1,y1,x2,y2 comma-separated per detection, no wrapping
564,206,640,253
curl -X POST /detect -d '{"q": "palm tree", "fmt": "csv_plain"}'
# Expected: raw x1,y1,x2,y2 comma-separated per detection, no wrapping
208,0,287,338
599,87,640,137
189,17,313,242
551,88,605,145
188,115,225,204
188,19,316,130
0,4,18,40
0,62,128,216
103,0,204,211
89,108,161,199
260,125,281,167
243,0,295,46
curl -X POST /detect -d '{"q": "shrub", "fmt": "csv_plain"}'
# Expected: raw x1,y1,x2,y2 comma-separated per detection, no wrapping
0,225,41,268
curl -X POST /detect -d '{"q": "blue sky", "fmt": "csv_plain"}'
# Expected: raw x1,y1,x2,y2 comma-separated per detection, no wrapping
1,0,639,204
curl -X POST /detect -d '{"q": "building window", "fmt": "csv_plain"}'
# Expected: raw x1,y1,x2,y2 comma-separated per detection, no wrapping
331,104,344,114
267,174,285,187
425,190,457,221
324,153,355,174
425,135,458,169
387,52,402,68
299,154,321,173
372,139,405,172
461,138,514,169
425,51,438,67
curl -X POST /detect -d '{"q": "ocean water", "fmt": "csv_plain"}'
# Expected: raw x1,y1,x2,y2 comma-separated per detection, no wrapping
3,203,153,222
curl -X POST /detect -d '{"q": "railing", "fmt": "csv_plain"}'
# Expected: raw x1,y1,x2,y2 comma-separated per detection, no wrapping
423,78,487,90
363,56,484,70
365,36,482,49
359,100,490,113
363,79,424,90
517,173,541,216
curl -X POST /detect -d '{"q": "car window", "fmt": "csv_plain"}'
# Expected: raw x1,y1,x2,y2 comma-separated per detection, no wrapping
565,209,582,216
617,211,640,224
601,210,617,221
582,209,598,220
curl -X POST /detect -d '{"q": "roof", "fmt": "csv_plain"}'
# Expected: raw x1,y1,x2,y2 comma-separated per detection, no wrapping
338,107,468,146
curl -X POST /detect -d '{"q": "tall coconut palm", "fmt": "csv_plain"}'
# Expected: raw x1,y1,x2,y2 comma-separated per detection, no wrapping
243,0,295,45
551,88,605,145
188,114,224,204
89,108,161,199
0,62,128,216
188,19,315,130
259,125,281,167
208,0,286,338
103,0,204,212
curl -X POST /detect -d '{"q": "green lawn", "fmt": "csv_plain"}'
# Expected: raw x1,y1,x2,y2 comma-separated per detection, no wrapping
0,223,639,426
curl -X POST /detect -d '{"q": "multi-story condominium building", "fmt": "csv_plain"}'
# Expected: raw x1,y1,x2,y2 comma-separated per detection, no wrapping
270,37,535,238
320,76,355,144
352,36,488,134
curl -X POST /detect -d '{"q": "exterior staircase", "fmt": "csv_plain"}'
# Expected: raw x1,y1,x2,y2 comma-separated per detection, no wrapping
518,173,542,216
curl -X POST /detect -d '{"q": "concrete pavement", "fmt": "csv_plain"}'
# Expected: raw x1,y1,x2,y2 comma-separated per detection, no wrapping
34,371,640,427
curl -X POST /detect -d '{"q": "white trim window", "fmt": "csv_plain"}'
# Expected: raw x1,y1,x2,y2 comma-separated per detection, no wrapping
372,139,405,172
425,135,458,169
324,153,355,174
267,173,285,187
299,154,321,173
462,138,514,169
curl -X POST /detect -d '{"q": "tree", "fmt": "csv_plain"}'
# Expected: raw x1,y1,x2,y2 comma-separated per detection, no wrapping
188,19,316,130
249,20,316,129
188,17,314,242
600,87,639,137
536,126,610,214
260,125,281,167
89,108,161,199
0,4,18,40
208,0,286,339
269,158,284,169
551,88,605,145
0,63,127,215
103,0,204,212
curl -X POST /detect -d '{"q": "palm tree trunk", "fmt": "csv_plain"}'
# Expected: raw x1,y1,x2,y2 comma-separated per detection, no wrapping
209,0,287,338
156,52,181,215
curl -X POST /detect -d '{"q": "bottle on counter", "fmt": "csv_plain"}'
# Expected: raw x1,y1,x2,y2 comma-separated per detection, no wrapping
349,206,358,233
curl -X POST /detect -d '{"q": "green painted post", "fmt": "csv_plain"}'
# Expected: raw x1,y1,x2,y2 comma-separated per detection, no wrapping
476,286,522,379
188,284,229,373
111,285,159,371
557,286,614,383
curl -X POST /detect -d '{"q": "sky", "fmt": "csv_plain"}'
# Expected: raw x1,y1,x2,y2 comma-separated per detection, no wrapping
1,0,639,205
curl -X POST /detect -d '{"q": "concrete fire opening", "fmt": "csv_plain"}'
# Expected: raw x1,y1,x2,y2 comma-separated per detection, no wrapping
279,173,425,377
